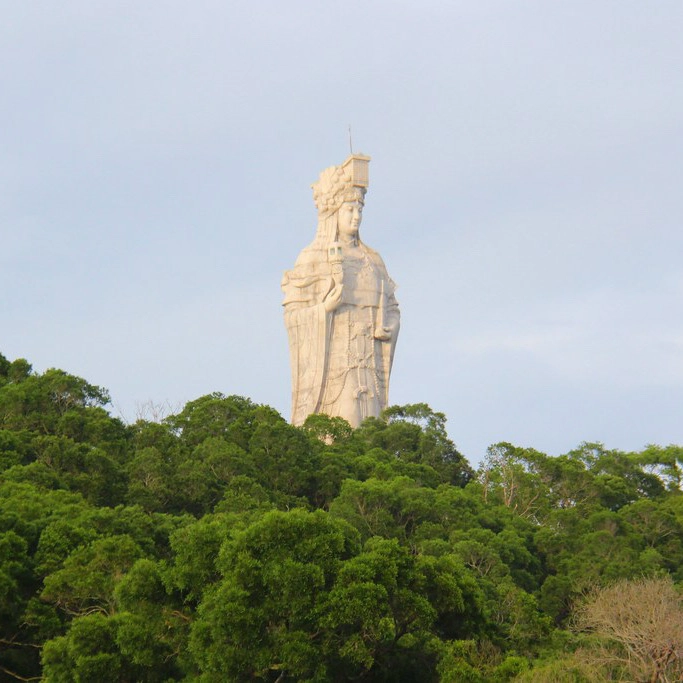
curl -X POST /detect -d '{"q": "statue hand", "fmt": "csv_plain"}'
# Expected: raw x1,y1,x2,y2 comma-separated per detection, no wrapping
373,327,392,341
324,280,343,312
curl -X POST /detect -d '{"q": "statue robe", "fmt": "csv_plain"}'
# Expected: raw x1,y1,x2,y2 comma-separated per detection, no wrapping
282,240,399,428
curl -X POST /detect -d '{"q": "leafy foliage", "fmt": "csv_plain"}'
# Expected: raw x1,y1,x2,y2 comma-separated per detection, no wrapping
0,351,681,681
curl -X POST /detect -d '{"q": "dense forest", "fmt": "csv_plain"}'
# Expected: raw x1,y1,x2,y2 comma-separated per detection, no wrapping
1,352,682,682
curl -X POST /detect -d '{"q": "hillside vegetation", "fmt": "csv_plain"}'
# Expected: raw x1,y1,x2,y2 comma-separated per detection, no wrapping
1,352,682,682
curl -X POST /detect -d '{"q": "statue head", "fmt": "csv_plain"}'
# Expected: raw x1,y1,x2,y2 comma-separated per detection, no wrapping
337,200,363,239
311,154,370,243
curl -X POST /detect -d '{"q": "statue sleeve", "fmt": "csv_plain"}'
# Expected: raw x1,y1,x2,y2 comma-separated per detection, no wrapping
284,299,330,425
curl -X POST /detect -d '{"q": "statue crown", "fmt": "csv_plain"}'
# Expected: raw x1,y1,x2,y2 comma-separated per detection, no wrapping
312,154,370,216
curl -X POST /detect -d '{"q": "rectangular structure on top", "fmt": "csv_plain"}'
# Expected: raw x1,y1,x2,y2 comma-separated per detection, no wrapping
343,154,371,188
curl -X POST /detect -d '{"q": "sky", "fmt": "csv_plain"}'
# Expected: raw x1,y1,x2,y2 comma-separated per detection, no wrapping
2,1,682,465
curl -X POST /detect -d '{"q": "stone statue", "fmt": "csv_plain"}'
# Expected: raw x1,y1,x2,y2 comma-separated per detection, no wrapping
282,154,400,428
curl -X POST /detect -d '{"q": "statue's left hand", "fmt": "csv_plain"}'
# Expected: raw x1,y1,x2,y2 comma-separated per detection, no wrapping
373,327,393,341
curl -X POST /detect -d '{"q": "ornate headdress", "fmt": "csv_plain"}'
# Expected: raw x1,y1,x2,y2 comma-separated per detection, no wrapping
312,154,370,218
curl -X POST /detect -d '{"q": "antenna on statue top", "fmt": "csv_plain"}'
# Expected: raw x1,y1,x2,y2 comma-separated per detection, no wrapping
348,125,353,154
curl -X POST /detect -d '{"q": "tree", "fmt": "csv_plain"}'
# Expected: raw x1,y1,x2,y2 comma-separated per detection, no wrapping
330,476,437,542
356,403,473,486
479,443,550,522
165,393,257,449
189,509,361,681
573,576,683,682
0,367,110,434
41,535,142,617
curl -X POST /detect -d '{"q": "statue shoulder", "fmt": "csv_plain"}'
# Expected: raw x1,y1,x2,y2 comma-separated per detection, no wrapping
292,241,326,267
283,242,330,291
360,242,388,268
359,242,398,296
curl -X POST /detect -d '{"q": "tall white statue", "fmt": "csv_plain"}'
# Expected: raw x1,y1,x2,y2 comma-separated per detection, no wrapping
282,154,400,428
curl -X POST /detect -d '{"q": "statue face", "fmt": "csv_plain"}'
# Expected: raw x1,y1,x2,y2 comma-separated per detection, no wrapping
338,201,363,238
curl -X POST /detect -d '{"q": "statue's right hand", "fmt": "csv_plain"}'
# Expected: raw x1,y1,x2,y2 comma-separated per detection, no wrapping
324,280,343,312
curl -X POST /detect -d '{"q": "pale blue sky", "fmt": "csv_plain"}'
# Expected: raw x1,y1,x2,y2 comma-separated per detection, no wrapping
2,1,682,464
